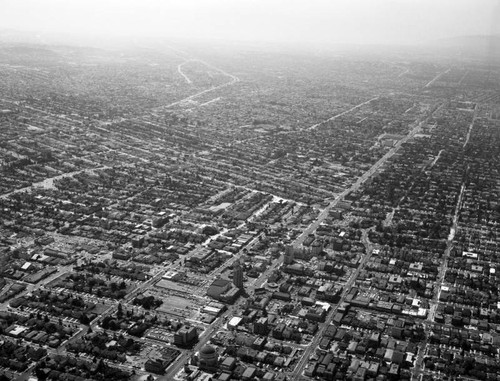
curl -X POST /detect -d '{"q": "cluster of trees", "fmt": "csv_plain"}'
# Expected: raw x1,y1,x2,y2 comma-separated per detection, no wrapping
101,303,157,337
68,331,141,362
76,261,146,281
132,295,162,310
10,291,97,325
100,305,181,337
64,273,127,299
34,355,131,381
424,354,500,380
0,339,46,373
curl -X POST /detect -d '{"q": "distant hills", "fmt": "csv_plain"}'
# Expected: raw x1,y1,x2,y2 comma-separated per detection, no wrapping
426,34,500,62
1,28,500,63
0,28,47,45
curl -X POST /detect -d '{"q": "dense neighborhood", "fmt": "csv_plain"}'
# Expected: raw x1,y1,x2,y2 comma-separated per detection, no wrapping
0,37,499,381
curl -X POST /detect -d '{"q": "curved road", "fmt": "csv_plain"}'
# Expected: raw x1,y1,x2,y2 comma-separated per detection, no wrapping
177,60,194,84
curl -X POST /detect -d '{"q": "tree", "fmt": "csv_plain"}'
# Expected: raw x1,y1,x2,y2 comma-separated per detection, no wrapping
80,314,90,325
117,303,123,319
108,320,118,331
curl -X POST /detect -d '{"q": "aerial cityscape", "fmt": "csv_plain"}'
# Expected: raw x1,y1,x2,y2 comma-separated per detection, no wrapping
0,1,500,381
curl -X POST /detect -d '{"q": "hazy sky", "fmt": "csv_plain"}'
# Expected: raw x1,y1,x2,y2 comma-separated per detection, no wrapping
1,0,499,45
